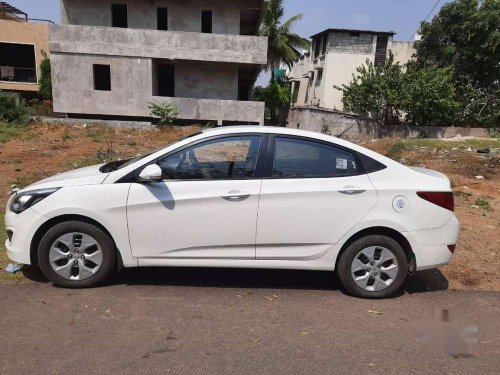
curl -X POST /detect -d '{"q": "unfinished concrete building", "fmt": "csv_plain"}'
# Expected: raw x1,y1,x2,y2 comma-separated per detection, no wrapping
51,0,267,124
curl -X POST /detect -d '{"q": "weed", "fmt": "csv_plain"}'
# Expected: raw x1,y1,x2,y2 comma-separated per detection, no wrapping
61,131,72,142
10,176,29,188
474,197,492,211
386,141,408,161
0,122,27,143
68,156,98,169
96,148,115,163
454,190,472,200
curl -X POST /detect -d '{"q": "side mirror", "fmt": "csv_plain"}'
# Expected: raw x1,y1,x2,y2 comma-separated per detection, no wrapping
138,164,162,182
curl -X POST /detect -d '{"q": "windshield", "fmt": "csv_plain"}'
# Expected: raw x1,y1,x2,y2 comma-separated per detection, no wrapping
99,131,202,172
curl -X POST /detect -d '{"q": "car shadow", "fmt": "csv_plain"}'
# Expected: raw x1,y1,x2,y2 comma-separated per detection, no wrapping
21,265,449,297
112,267,339,291
402,268,449,294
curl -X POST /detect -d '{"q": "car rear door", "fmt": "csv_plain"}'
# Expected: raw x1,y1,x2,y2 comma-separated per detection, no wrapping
256,135,377,260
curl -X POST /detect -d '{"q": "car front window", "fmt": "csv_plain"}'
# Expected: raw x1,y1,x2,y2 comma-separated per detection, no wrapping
157,135,262,180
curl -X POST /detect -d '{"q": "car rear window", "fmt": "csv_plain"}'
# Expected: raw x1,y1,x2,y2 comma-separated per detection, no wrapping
272,137,358,178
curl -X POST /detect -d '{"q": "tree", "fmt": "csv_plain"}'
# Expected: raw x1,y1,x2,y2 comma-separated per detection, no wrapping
336,52,405,124
253,81,291,125
415,0,500,126
259,0,310,81
336,53,459,125
39,57,52,100
402,65,460,125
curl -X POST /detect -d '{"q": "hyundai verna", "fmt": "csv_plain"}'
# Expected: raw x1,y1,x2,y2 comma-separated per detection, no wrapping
5,126,459,298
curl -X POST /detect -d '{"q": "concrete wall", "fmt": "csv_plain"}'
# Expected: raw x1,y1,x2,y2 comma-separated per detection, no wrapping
391,41,416,65
51,53,264,123
0,19,49,92
50,24,268,65
288,107,493,141
175,61,238,100
61,0,262,34
327,32,375,54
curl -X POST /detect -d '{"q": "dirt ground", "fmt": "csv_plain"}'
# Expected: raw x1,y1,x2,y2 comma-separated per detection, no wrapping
0,123,498,290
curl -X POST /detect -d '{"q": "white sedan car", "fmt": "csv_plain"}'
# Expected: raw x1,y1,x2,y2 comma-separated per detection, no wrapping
5,126,459,298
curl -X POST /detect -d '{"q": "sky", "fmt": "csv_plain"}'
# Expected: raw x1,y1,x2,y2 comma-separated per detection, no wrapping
9,0,451,85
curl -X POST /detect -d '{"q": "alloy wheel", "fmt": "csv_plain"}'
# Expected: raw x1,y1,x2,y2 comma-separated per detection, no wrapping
350,246,399,292
49,232,103,281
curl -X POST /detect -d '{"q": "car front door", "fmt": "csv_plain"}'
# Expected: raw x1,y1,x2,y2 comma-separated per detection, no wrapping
256,135,378,260
126,134,264,259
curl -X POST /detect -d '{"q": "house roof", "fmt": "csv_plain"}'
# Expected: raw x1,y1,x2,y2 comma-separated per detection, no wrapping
311,28,396,39
0,1,28,20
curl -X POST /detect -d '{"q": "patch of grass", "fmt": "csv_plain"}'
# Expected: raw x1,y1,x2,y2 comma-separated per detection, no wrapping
86,125,115,143
454,190,473,200
474,197,493,212
10,176,29,189
67,156,99,169
61,130,72,142
0,122,26,143
0,211,26,283
386,141,408,161
405,138,499,151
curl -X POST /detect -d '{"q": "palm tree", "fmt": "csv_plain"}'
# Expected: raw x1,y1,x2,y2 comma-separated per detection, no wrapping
259,0,310,82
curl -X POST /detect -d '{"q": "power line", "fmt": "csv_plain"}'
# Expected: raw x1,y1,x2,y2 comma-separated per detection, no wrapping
407,0,442,42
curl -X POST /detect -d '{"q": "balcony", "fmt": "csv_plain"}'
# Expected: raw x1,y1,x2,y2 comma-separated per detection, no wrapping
50,24,268,66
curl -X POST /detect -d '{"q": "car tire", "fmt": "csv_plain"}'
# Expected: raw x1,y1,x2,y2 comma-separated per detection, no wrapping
337,235,407,299
38,221,116,288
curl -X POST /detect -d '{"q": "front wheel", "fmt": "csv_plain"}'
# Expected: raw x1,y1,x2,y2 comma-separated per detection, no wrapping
38,221,116,288
337,235,408,299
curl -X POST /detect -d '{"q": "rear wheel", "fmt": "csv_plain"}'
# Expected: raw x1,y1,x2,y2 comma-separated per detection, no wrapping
337,235,407,299
38,221,116,288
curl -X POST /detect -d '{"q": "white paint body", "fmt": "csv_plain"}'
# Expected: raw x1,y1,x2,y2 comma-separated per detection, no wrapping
5,127,459,273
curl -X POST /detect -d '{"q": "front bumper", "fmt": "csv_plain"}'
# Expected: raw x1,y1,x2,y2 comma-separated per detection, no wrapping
5,207,48,265
403,215,460,271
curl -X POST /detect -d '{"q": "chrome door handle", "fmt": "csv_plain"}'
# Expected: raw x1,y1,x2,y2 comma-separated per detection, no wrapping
338,186,366,195
221,191,251,201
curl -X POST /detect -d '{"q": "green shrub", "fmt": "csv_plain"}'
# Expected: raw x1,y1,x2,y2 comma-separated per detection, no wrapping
39,57,52,100
0,92,31,125
148,102,178,129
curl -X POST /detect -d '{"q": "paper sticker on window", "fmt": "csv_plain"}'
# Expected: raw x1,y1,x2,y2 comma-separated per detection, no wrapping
336,158,348,170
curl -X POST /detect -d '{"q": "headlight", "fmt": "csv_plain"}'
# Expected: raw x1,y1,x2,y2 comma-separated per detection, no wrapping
9,188,60,214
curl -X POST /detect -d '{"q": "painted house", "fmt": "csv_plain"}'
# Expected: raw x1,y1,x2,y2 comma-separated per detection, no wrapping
289,28,415,112
0,2,52,96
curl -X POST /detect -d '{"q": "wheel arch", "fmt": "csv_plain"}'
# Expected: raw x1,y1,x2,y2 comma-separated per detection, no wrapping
335,226,416,273
30,214,124,270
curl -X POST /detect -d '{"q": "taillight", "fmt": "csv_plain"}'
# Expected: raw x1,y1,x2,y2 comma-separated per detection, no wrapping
447,245,456,253
417,192,454,211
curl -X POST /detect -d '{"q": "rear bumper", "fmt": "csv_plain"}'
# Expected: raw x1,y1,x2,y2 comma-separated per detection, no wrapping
403,215,460,271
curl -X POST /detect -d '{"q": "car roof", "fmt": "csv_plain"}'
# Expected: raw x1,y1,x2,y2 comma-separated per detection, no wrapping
203,125,332,138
